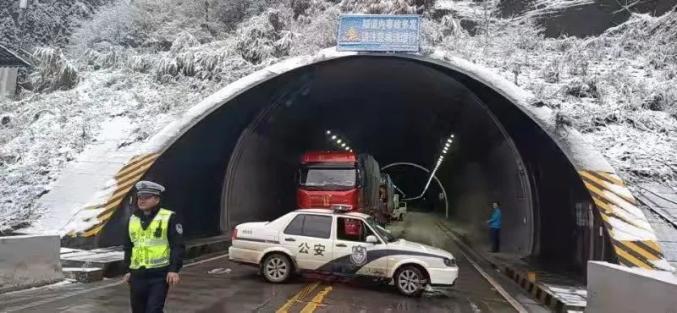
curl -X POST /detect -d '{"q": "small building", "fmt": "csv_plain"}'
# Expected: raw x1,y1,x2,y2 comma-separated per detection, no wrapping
0,45,30,97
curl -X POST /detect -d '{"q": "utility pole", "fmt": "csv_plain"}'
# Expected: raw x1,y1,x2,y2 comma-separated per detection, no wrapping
204,0,209,22
18,0,28,49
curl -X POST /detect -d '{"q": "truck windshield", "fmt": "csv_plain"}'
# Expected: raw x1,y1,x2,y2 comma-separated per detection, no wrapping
300,168,356,188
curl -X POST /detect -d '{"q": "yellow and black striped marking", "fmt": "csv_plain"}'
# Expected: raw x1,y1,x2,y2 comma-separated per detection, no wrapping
579,170,666,270
80,153,160,237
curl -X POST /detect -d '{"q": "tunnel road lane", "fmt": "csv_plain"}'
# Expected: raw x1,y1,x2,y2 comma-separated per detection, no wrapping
2,213,528,313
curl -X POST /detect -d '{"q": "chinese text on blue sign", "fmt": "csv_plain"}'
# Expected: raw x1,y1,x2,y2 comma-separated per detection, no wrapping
337,14,420,52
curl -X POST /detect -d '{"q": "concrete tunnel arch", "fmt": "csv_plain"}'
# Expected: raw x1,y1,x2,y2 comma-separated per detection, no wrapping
62,49,669,272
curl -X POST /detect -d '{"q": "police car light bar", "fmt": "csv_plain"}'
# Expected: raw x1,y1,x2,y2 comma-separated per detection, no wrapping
331,204,353,213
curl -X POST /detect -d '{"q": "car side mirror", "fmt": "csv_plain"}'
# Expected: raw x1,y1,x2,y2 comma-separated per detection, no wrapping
366,235,379,244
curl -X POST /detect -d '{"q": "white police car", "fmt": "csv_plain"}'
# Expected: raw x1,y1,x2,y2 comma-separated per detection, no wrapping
228,208,458,296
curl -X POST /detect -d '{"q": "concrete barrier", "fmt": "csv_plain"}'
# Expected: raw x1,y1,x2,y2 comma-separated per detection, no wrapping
586,261,677,313
0,235,63,293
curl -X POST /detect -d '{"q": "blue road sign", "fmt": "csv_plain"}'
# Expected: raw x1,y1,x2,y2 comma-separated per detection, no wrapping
337,14,421,52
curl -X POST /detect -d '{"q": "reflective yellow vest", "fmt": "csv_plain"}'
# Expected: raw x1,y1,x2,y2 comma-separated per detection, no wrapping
129,208,174,270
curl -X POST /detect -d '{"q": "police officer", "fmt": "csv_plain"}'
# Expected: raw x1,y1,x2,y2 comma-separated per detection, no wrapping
123,180,185,313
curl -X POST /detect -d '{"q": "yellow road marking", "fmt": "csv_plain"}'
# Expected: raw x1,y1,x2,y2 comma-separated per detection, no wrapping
276,282,320,313
299,285,333,313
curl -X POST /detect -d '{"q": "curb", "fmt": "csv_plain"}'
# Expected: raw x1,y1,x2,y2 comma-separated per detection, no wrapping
497,259,586,313
436,220,586,313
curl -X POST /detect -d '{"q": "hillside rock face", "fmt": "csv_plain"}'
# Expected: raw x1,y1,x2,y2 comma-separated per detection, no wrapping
498,0,677,37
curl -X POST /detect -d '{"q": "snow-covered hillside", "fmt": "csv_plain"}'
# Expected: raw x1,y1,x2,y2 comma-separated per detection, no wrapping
1,0,676,233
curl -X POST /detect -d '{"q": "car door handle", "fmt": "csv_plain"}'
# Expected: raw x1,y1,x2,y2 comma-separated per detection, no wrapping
336,243,347,247
285,238,296,242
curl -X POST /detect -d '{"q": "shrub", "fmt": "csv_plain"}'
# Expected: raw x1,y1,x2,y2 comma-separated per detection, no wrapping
30,47,79,92
71,2,144,52
170,32,201,54
83,48,127,69
291,0,311,19
128,55,154,73
235,9,290,64
642,86,677,112
289,6,340,55
564,78,600,99
541,59,562,83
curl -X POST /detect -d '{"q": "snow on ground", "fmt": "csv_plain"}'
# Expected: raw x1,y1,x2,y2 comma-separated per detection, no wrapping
0,69,228,233
1,0,676,233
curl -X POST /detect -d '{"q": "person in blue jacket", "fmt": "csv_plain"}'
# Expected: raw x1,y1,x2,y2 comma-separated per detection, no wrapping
486,201,502,253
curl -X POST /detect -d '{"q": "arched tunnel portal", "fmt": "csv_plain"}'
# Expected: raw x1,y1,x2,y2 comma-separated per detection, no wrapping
87,52,667,274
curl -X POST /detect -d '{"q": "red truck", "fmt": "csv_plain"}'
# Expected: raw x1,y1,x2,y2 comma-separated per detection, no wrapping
297,151,381,217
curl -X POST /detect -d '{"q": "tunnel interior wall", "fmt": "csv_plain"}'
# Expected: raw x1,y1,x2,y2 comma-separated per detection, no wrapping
97,76,296,244
223,109,308,229
442,86,532,256
448,71,612,271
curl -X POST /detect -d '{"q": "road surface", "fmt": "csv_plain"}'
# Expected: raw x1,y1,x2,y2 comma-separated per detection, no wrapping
1,213,538,313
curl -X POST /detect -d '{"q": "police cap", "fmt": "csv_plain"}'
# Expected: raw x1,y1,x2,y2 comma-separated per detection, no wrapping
135,180,165,196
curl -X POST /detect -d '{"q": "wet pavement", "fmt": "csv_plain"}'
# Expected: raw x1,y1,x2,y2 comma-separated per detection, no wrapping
1,213,538,313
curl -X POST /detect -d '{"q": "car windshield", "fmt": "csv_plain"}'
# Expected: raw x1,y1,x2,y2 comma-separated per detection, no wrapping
366,217,395,243
300,168,356,188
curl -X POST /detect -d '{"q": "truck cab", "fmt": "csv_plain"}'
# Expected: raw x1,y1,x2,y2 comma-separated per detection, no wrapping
297,151,359,209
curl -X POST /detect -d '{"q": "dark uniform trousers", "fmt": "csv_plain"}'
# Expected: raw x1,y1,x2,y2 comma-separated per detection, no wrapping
130,273,169,313
490,228,501,252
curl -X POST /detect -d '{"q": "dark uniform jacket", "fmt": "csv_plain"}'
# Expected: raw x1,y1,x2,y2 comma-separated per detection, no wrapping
123,206,185,277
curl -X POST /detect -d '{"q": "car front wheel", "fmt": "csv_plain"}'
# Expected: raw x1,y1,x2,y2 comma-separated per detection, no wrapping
395,265,426,296
261,253,292,283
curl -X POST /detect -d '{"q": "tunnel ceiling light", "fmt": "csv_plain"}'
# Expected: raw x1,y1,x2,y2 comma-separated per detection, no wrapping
409,133,456,202
324,131,356,153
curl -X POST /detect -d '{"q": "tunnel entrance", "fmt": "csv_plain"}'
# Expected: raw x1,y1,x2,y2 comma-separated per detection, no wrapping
122,55,610,273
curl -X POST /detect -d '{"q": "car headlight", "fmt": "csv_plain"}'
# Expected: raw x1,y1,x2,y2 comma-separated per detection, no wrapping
444,258,456,267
